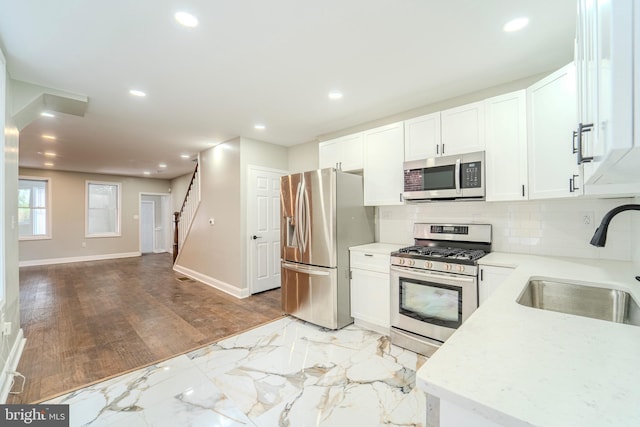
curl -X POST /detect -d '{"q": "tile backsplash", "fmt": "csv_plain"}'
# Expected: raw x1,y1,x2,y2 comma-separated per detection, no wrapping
378,197,638,262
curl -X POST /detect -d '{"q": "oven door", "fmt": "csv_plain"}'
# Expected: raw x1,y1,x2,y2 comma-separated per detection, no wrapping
390,265,478,343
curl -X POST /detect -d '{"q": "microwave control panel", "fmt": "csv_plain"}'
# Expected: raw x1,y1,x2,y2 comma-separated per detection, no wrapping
461,162,481,188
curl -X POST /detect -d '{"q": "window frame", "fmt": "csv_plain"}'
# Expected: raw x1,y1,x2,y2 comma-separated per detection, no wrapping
85,180,122,238
18,175,52,241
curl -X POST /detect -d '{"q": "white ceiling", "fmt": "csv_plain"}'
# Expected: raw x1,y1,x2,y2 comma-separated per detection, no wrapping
0,0,576,179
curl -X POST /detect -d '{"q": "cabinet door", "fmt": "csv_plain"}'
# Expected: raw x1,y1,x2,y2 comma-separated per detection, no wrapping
527,63,581,199
485,90,528,201
339,133,364,171
363,122,405,206
350,268,390,330
440,101,485,156
478,265,514,305
319,133,363,172
318,139,341,169
404,112,441,161
580,0,634,185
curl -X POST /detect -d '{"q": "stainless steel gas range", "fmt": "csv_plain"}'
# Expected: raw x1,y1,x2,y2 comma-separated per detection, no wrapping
390,223,491,357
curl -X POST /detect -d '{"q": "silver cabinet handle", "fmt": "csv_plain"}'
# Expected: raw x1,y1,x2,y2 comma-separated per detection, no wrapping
574,123,594,164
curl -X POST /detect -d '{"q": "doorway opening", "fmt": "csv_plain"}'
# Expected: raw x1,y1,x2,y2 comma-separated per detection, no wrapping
139,193,171,254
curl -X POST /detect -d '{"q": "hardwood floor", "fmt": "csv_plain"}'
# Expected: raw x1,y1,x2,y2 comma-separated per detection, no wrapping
9,253,283,404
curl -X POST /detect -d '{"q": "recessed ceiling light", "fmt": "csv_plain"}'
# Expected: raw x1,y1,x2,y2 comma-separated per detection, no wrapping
44,162,54,167
175,11,198,28
40,112,55,118
42,134,56,140
328,90,343,100
158,163,167,168
503,17,529,33
129,89,147,97
180,154,190,159
143,171,151,175
43,151,56,157
254,124,266,130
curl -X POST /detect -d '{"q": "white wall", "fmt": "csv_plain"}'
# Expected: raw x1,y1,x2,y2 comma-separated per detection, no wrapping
379,197,637,261
175,137,288,296
1,51,22,402
18,168,171,264
176,139,242,293
287,140,318,173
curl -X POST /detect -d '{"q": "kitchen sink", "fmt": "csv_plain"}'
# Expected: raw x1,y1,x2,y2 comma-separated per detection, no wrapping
517,279,640,326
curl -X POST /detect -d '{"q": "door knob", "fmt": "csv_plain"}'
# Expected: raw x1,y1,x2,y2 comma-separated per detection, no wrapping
251,235,262,240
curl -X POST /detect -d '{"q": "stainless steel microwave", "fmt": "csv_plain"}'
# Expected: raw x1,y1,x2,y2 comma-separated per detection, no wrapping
403,151,485,201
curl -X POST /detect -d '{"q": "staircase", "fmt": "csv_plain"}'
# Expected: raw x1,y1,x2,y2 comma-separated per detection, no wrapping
173,162,200,262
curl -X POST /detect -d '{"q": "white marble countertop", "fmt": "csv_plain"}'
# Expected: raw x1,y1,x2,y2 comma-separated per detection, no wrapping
349,242,406,255
417,252,640,427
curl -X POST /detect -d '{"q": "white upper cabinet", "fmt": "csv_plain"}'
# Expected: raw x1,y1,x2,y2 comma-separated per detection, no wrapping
318,132,363,172
440,101,486,156
363,122,405,206
576,0,638,186
485,90,528,201
404,112,441,161
527,63,581,199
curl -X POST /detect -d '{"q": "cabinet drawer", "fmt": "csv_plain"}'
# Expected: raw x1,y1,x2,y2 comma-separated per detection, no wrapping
350,251,390,273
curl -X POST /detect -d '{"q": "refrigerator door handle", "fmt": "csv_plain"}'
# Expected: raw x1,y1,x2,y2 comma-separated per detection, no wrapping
295,181,304,252
300,183,310,252
282,262,330,276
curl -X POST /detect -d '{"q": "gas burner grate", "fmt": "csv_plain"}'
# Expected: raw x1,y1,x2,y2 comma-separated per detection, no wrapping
397,246,487,261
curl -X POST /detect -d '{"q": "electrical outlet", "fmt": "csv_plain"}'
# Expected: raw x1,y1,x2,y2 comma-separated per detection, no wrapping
2,322,11,336
580,211,595,228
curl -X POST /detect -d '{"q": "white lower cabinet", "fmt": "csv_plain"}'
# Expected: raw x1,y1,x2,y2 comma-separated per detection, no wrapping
478,265,514,305
350,249,392,334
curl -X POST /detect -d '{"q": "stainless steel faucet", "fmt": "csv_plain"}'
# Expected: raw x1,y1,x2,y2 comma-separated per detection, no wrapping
590,204,640,247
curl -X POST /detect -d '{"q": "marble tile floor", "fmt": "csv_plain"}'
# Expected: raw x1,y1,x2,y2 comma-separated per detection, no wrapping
45,316,428,426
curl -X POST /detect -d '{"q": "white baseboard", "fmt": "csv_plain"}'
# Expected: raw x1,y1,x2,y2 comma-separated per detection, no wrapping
19,252,142,267
173,264,250,299
0,329,26,403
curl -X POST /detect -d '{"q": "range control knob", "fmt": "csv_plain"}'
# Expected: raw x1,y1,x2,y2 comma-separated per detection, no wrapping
407,259,415,267
456,265,465,273
424,261,433,269
444,263,452,271
397,258,405,265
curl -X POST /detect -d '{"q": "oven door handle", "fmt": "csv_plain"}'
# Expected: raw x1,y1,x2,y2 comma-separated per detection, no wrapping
391,265,475,283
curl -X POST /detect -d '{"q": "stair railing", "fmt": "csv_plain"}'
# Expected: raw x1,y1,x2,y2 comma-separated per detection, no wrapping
173,162,200,262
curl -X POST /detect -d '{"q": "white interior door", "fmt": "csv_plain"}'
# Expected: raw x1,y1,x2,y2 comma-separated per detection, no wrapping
248,167,287,294
141,200,155,254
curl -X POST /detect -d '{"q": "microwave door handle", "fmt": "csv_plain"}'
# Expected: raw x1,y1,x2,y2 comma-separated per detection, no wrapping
455,158,461,194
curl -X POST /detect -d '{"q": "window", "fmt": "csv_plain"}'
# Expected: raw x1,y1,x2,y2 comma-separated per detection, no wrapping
18,177,51,240
86,181,121,237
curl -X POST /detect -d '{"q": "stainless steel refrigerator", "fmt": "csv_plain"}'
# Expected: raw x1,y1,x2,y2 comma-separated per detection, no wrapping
280,168,374,329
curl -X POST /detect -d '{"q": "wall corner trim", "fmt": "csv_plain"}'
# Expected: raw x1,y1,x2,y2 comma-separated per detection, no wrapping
0,329,26,403
172,264,250,299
